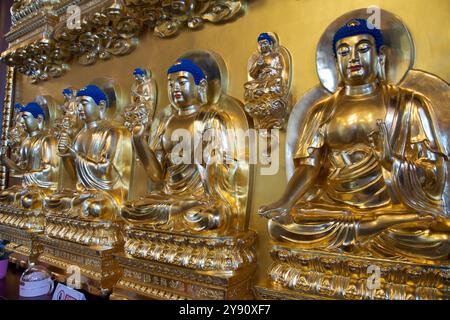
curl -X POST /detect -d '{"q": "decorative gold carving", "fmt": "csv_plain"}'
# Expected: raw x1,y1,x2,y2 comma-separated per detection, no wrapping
111,252,255,300
125,0,244,38
1,0,247,82
0,67,16,190
124,228,256,271
255,247,450,300
38,235,122,296
0,224,43,265
44,215,122,247
0,206,44,232
1,12,70,83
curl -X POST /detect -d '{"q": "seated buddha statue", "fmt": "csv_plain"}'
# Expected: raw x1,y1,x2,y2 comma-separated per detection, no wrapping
259,19,450,263
244,32,288,130
43,84,131,246
121,59,238,234
0,102,59,220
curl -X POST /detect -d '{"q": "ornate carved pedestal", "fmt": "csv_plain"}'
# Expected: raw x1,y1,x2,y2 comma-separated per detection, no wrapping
254,246,450,300
0,205,44,266
37,216,123,297
110,228,257,300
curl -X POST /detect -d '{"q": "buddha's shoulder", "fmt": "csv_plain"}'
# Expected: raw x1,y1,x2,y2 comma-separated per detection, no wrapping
198,106,232,127
384,83,433,111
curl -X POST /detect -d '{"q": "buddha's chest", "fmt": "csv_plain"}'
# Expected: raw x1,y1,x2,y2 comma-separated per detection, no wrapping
162,115,197,154
21,137,42,162
326,95,387,148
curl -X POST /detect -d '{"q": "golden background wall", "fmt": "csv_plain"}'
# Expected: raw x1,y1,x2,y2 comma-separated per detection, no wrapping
13,0,450,287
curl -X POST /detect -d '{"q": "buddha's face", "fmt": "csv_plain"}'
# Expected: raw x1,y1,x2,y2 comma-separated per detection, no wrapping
168,71,206,111
259,39,273,54
336,34,378,86
19,112,41,134
76,96,105,123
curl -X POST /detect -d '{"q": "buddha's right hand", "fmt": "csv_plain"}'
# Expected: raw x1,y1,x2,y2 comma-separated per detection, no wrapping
58,132,71,154
258,202,290,220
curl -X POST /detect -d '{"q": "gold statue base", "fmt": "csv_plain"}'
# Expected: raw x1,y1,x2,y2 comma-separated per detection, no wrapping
38,235,122,297
110,228,257,300
0,205,44,266
254,246,450,300
0,224,42,267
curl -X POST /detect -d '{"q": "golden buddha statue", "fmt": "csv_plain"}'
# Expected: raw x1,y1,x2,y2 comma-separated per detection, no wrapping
43,84,132,248
123,68,156,133
0,101,59,231
244,32,291,130
112,54,255,300
122,58,239,234
259,19,450,263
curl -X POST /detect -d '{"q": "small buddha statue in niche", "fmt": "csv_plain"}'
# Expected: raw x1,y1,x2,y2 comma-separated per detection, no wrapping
124,68,156,133
54,88,80,142
0,102,59,215
43,85,131,246
259,19,450,263
121,59,238,234
244,32,289,129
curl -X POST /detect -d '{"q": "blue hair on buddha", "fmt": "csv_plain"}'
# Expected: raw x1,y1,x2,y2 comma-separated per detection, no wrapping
133,68,147,77
62,88,73,96
14,103,23,113
258,32,273,44
76,84,109,108
167,59,206,85
16,102,46,119
333,18,384,56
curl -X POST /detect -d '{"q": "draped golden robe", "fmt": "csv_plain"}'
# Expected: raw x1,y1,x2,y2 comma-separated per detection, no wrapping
270,84,450,262
0,132,59,207
121,107,238,234
44,120,131,220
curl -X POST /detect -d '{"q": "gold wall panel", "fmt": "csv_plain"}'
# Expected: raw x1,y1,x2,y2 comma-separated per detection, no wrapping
12,0,450,290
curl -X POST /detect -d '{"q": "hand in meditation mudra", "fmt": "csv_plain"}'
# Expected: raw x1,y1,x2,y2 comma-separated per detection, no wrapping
259,19,450,263
0,102,59,230
121,59,238,234
43,85,132,246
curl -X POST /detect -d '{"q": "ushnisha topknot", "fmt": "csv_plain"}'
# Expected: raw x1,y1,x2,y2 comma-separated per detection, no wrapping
15,102,46,119
62,88,73,96
133,67,147,77
76,84,109,108
258,32,273,44
333,18,384,56
167,59,207,85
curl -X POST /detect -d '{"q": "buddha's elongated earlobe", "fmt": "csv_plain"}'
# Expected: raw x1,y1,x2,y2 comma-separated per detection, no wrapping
336,60,344,88
37,115,44,130
98,100,107,119
377,46,387,82
198,79,208,105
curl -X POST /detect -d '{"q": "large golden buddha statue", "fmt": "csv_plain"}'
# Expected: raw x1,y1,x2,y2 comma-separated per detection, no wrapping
122,59,240,234
256,16,450,300
43,84,132,248
0,101,59,231
112,54,255,300
260,18,449,262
